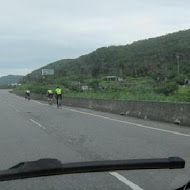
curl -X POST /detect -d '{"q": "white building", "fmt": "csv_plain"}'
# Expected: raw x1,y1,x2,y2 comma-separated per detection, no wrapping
106,76,123,82
184,79,190,85
81,84,89,91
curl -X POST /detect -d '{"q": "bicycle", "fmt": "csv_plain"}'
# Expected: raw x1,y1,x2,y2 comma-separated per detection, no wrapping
25,93,30,100
57,96,62,108
47,97,53,105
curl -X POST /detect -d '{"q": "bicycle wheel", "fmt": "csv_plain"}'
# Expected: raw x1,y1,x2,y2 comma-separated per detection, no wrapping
58,98,62,107
57,98,62,107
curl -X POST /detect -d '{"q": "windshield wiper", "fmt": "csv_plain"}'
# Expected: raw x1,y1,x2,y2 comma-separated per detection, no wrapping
0,157,185,181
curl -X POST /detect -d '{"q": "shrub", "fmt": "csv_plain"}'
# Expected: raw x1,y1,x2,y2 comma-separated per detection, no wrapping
154,81,178,96
174,74,187,85
89,80,99,90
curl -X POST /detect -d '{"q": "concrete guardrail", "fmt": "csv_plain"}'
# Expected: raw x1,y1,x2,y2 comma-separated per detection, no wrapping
13,91,190,127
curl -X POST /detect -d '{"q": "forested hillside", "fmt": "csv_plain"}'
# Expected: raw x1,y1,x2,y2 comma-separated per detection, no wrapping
23,29,190,82
0,75,23,85
17,29,190,102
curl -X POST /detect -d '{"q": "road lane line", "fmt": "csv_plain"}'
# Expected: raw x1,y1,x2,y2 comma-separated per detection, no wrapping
11,95,46,105
8,104,19,113
31,100,46,105
15,108,19,113
24,98,190,137
30,119,46,130
110,172,144,190
65,108,190,137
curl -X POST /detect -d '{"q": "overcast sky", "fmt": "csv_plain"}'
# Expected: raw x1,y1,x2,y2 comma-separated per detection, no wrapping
0,0,190,77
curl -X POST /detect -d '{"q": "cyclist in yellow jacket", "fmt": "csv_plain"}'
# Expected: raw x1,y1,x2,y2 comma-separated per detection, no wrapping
47,89,53,104
55,86,62,107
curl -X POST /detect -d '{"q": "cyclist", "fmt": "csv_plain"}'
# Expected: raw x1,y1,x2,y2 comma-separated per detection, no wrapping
55,86,62,107
25,90,30,100
47,89,54,104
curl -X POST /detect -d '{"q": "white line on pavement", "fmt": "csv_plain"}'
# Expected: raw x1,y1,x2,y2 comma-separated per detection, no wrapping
12,96,144,189
15,108,19,112
8,104,19,113
110,172,144,190
31,100,48,105
28,98,190,137
29,100,190,137
12,95,184,189
30,119,46,130
12,95,47,106
65,108,190,138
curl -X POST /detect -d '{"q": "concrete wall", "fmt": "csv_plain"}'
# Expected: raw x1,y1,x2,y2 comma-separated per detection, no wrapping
14,91,190,127
63,97,190,126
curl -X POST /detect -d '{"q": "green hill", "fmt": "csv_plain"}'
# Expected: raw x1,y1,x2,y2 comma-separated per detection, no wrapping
0,75,23,85
23,29,190,82
18,29,190,102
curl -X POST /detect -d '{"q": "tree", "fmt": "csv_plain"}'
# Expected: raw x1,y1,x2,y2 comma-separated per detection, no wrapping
89,80,99,91
155,81,178,96
91,67,100,78
174,74,187,85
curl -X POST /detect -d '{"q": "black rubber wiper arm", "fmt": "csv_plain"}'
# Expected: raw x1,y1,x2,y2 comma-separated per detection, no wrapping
0,157,185,181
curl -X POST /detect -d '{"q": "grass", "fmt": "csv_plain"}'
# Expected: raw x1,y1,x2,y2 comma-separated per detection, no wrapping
65,90,190,103
14,77,190,103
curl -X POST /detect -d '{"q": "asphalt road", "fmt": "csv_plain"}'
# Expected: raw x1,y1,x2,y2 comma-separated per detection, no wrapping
0,89,190,190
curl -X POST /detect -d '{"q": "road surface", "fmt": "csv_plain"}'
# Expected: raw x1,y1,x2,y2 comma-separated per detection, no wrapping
0,89,190,190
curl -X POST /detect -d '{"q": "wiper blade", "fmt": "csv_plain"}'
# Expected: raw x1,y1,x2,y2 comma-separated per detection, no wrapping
0,157,185,181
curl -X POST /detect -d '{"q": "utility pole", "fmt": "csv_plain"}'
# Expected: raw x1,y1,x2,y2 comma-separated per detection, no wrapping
100,58,104,75
176,54,180,76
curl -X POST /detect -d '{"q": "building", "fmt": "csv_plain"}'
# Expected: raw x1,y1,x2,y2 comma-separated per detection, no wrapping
184,79,190,85
81,84,89,91
71,81,81,86
10,83,21,87
117,77,124,82
106,76,123,82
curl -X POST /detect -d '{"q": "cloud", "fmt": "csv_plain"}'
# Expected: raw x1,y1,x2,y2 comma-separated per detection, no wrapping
0,0,190,76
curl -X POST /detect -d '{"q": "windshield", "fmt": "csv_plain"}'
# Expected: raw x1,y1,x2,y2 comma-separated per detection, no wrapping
0,0,190,189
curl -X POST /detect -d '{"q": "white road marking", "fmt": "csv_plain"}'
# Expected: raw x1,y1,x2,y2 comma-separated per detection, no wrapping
30,119,46,130
110,172,144,190
15,108,19,113
11,94,23,100
65,108,190,137
13,95,48,106
31,100,46,105
15,93,190,137
31,99,61,108
11,94,187,189
8,104,19,113
19,97,190,137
